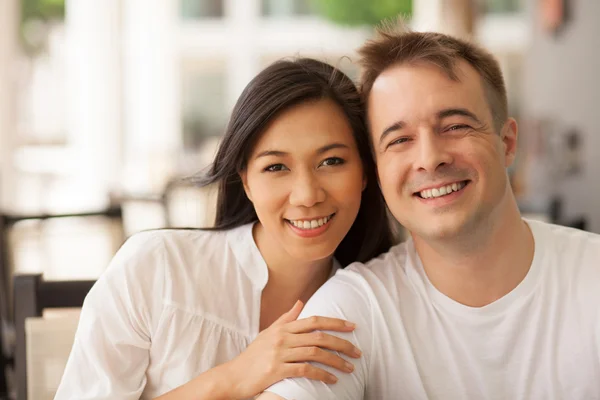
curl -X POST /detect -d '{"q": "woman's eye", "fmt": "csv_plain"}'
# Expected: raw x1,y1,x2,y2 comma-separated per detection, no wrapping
264,164,288,172
320,157,345,167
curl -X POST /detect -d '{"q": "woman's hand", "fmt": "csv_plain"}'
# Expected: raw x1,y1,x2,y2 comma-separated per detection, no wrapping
225,300,361,399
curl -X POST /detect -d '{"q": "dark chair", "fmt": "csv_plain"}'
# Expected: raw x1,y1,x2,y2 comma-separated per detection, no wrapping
0,205,124,400
0,214,10,399
13,274,95,400
549,196,588,231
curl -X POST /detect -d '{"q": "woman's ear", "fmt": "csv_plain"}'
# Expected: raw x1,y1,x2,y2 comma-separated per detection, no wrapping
240,170,253,202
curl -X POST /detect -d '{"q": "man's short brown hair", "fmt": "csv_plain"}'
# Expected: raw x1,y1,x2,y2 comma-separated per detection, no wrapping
358,22,508,132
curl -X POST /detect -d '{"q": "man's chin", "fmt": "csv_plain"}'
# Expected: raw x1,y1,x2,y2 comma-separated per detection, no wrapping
416,228,463,242
406,215,471,242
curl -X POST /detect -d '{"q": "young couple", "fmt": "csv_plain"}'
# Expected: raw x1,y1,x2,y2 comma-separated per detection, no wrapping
56,24,600,400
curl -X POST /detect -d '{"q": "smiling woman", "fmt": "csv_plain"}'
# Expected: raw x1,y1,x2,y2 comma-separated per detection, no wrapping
54,58,393,400
199,58,391,267
241,98,366,266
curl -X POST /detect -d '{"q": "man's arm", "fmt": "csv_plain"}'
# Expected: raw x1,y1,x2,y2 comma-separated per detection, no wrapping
259,394,285,400
596,307,600,363
259,269,374,400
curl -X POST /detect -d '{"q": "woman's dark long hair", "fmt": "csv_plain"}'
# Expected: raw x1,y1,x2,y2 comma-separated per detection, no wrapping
197,58,393,266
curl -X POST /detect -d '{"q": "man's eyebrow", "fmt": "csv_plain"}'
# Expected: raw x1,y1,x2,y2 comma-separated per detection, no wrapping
377,108,484,147
379,120,405,146
437,108,483,125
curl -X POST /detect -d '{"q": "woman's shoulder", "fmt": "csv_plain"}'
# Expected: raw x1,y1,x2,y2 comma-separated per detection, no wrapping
82,225,259,339
107,227,237,278
113,227,223,262
106,224,258,302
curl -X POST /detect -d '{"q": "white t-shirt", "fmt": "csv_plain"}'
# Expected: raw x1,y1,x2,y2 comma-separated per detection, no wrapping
266,220,600,400
55,223,340,399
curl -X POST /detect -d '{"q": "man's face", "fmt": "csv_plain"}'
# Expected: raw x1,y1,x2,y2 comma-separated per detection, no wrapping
368,61,518,242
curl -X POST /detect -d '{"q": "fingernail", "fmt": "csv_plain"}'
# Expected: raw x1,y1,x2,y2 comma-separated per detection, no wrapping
328,374,338,383
345,361,354,372
353,347,362,356
345,321,356,328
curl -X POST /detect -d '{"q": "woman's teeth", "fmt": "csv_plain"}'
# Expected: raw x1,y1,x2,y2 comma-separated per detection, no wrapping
289,215,332,230
420,181,466,199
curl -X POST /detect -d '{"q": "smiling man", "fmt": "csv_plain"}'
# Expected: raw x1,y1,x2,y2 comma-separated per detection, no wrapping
258,25,600,400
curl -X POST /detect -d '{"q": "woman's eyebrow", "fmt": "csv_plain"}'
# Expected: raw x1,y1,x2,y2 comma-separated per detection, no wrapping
255,143,350,159
255,150,287,159
316,143,349,154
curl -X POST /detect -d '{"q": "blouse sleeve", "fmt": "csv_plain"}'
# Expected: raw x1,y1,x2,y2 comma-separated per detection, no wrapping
54,231,167,400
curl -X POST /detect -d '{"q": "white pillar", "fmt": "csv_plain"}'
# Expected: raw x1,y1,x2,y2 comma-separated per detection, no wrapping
412,0,444,32
412,0,475,38
0,0,19,211
122,0,181,193
440,0,475,39
65,0,123,208
224,0,261,110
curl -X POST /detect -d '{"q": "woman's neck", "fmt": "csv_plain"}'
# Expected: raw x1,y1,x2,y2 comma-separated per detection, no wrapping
253,222,334,329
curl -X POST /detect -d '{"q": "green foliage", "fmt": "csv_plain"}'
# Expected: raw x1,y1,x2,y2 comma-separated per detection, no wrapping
20,0,64,54
22,0,65,23
311,0,412,26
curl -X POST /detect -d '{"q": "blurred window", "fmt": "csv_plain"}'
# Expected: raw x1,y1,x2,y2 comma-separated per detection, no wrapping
484,0,522,14
180,0,225,19
181,61,228,150
262,0,315,17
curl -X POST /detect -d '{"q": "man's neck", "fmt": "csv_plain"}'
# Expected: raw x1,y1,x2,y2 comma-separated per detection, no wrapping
413,200,535,308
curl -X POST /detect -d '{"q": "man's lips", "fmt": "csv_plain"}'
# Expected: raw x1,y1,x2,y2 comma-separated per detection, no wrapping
414,180,470,199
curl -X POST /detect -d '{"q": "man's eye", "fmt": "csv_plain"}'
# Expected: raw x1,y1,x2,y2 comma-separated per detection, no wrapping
264,164,288,172
320,157,345,167
446,124,470,132
388,137,410,148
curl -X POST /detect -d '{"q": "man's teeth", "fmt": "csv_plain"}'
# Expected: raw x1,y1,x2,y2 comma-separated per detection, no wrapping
420,181,466,199
289,215,332,230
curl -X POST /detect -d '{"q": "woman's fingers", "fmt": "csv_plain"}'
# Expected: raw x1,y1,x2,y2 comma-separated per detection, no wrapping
282,362,339,384
289,332,361,358
285,315,355,334
273,300,305,326
283,346,355,373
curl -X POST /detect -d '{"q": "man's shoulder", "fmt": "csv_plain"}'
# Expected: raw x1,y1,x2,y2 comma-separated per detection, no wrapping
320,241,412,304
529,219,600,301
344,240,411,279
529,219,600,257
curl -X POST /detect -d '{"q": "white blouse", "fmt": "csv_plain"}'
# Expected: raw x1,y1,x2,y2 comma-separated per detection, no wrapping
54,223,340,399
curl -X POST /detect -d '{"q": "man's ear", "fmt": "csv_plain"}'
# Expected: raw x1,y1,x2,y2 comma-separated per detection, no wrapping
501,118,518,167
240,170,252,202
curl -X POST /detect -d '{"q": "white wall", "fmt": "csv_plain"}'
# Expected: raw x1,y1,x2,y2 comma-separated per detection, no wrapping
0,0,19,210
522,0,600,232
65,0,123,208
121,0,182,194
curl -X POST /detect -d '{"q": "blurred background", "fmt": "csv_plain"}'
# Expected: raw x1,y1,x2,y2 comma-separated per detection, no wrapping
0,0,598,398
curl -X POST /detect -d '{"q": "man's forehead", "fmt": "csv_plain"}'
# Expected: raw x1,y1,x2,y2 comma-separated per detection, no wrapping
367,61,486,114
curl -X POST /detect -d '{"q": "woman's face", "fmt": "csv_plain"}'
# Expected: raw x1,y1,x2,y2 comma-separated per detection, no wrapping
241,98,365,264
